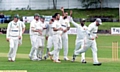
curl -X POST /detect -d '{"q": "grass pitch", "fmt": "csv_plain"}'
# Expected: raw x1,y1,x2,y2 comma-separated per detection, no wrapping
0,34,120,72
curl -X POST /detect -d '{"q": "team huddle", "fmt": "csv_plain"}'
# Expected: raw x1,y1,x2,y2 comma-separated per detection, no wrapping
6,8,102,66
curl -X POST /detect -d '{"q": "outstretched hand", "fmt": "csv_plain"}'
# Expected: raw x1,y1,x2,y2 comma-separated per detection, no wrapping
60,7,64,12
70,10,73,17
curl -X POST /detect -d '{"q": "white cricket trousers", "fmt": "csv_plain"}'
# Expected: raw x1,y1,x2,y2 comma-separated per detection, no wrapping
75,39,99,64
29,35,38,59
74,39,86,61
8,37,19,61
36,36,45,58
62,33,68,58
47,35,53,50
52,34,62,61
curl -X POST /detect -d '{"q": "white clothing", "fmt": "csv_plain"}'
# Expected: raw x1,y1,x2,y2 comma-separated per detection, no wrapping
51,20,62,61
71,18,87,61
36,21,48,58
61,18,70,58
6,20,25,61
29,19,41,35
47,24,54,49
29,19,41,59
75,22,100,64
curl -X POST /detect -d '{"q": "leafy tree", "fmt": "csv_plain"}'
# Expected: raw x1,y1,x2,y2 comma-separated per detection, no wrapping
81,0,103,9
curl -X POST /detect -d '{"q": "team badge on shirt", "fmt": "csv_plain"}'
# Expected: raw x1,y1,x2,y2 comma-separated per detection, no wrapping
65,22,68,25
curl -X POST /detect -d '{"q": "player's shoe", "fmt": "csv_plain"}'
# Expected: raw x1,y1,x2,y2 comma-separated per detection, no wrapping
93,63,102,66
44,56,47,60
8,60,15,62
64,57,69,61
10,60,15,62
53,60,61,63
48,52,53,61
44,54,49,60
81,59,87,64
31,57,38,61
37,57,42,61
58,59,61,61
29,55,32,60
71,58,75,62
8,58,15,62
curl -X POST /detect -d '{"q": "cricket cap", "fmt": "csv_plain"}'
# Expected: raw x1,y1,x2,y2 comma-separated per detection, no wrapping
96,18,102,25
40,15,45,19
14,14,19,19
34,13,40,17
80,18,86,22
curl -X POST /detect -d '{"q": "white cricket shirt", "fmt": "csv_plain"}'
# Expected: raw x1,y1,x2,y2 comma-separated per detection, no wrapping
29,19,41,35
52,20,62,35
6,20,25,38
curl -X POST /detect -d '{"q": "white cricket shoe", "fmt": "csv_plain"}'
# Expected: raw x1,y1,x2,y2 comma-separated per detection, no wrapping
53,60,61,63
31,57,38,61
29,55,32,60
64,57,69,61
48,52,53,61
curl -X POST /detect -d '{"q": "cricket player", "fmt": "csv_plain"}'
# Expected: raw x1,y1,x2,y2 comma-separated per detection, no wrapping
48,13,63,63
60,7,72,60
6,15,25,62
73,18,102,66
36,16,48,60
44,18,54,60
60,15,70,60
70,17,87,63
29,13,42,60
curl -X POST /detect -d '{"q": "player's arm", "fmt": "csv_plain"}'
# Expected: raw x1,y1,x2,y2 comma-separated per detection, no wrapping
21,22,26,34
45,23,49,40
52,22,63,31
63,20,70,33
70,17,79,28
60,7,64,16
63,27,70,33
22,28,25,34
70,10,73,17
30,22,42,35
30,22,40,32
6,23,11,42
53,27,63,31
86,24,95,40
31,26,41,32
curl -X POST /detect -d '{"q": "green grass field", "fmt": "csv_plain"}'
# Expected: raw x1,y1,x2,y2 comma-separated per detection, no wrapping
0,22,120,30
0,34,120,72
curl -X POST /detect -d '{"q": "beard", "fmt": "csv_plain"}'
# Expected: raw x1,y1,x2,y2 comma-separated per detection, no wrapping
81,23,84,27
57,17,59,20
35,18,39,21
63,16,67,19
